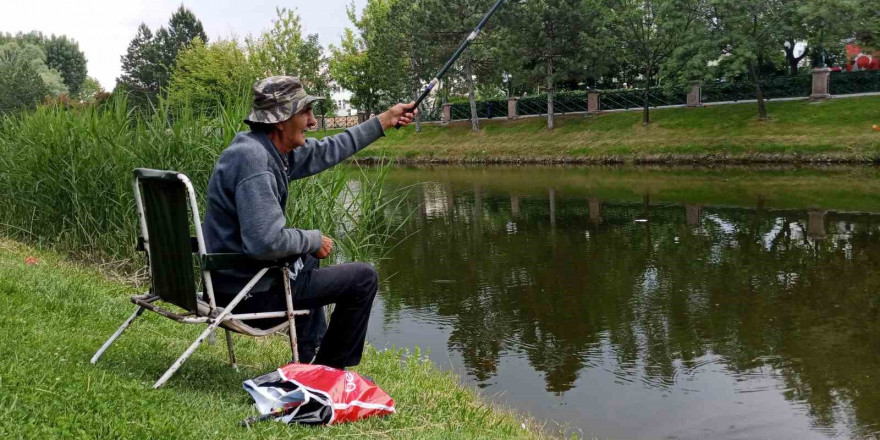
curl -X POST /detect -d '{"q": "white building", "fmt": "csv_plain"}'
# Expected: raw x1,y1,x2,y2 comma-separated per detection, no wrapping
330,82,357,116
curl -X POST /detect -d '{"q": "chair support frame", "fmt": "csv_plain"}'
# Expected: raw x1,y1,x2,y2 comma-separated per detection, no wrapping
91,170,308,389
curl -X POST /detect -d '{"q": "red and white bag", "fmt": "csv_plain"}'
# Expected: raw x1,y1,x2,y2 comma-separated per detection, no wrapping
243,363,396,425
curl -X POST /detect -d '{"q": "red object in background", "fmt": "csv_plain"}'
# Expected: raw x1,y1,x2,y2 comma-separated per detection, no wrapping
871,58,880,70
856,56,871,69
243,363,395,425
24,256,38,265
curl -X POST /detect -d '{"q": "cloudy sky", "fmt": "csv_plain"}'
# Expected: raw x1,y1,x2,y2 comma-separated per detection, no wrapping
1,0,367,91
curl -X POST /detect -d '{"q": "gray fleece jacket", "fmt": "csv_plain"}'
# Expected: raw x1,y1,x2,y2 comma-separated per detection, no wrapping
203,117,385,294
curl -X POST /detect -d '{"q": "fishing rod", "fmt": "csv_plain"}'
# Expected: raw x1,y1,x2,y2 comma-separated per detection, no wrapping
397,0,506,128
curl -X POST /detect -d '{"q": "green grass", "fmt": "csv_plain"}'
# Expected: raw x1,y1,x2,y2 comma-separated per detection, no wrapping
0,96,410,268
352,97,880,162
0,239,550,439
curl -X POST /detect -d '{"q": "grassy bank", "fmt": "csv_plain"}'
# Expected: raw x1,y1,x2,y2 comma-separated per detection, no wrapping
0,239,547,439
340,96,880,163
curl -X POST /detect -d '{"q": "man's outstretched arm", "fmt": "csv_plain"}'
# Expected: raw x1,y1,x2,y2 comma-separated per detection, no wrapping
287,103,416,180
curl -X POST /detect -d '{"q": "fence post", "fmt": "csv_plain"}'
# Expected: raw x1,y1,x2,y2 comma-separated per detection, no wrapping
441,103,452,125
507,97,518,119
687,81,702,108
587,92,600,114
810,67,831,100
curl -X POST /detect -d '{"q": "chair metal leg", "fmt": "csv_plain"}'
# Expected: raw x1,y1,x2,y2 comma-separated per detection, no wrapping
282,268,299,363
153,319,221,388
91,306,145,364
153,267,269,388
225,329,237,370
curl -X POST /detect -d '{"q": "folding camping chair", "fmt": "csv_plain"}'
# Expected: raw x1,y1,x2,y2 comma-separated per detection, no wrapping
91,168,310,389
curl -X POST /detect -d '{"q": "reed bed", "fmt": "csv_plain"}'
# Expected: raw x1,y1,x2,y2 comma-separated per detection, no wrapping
0,95,410,270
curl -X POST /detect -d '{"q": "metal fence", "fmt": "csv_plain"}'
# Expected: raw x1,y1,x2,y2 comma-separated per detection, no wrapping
323,70,880,127
702,74,812,103
600,88,687,110
317,115,360,130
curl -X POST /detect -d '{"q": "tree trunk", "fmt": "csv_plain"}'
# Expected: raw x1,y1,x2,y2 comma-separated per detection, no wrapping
546,58,554,130
783,42,806,76
748,62,768,121
409,42,422,133
642,65,651,126
465,52,479,132
413,88,422,133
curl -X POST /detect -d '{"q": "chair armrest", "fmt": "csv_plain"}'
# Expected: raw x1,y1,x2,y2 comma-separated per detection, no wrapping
202,253,300,271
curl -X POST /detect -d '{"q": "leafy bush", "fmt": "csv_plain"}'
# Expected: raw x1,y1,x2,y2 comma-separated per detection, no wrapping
830,70,880,95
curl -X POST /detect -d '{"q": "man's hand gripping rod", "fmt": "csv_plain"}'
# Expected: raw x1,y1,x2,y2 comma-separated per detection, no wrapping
395,0,506,129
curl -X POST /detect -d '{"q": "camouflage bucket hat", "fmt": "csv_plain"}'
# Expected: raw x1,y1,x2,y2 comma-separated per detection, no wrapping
244,76,324,125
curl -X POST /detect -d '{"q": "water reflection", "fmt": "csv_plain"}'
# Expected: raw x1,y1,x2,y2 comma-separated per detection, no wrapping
370,167,880,439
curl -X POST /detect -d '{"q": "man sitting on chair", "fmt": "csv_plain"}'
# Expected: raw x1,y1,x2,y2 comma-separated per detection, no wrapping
202,76,415,369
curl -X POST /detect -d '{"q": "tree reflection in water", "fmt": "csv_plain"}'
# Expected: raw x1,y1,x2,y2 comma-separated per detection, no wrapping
376,178,880,438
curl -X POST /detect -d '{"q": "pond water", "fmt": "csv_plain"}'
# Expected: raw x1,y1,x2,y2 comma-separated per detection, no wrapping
364,166,880,440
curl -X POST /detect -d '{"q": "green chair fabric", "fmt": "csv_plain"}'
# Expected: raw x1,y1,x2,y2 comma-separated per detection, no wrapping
136,170,197,312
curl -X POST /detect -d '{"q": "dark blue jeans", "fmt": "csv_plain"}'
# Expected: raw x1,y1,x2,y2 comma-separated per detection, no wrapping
213,255,378,369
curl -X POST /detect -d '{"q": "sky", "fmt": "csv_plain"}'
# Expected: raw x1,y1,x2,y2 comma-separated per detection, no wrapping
0,0,367,91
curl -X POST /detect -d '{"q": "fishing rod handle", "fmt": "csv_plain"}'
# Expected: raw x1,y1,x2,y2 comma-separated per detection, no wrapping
394,78,439,129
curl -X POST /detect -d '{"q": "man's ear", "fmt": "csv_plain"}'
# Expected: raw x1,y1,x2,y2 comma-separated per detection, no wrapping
274,121,284,132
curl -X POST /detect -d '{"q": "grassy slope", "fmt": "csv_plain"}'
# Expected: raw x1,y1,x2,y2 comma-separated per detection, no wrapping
314,97,880,162
0,240,548,440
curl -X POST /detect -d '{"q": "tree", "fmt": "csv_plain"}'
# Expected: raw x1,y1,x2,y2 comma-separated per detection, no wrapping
0,42,54,112
0,31,88,95
117,24,161,106
604,0,701,125
76,77,105,102
166,38,257,113
329,29,378,116
329,0,409,118
851,0,879,49
672,0,786,120
117,6,206,107
248,7,335,115
44,35,88,96
504,0,607,129
436,0,496,132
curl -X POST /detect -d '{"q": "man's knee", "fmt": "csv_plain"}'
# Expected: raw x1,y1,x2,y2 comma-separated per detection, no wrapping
351,263,378,296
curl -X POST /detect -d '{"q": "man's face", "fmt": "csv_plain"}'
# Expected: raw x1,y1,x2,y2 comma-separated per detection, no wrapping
277,106,317,151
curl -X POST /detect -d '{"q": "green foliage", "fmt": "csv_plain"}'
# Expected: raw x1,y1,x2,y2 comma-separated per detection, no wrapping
829,70,880,95
330,0,410,116
0,43,50,112
0,41,68,112
166,38,256,114
603,0,702,123
43,35,88,96
117,6,207,108
0,31,88,95
246,7,335,115
0,95,408,266
76,76,105,102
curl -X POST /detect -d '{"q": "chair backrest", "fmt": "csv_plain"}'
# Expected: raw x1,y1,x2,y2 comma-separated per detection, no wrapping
133,168,197,312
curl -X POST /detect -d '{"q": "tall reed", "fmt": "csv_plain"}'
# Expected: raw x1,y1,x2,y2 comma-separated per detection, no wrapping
0,94,410,269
